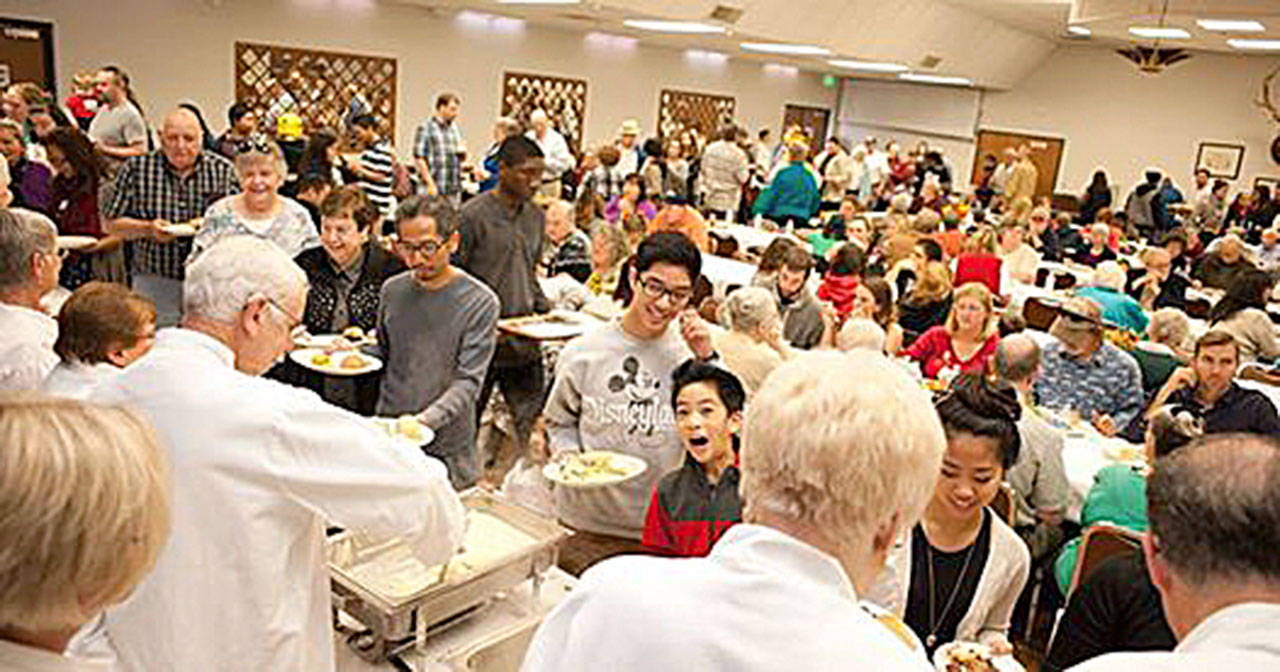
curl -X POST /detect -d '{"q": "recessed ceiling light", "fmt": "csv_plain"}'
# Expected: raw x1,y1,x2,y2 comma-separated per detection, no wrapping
827,59,908,73
1228,38,1280,50
898,72,972,86
1129,26,1191,39
623,19,725,34
740,42,831,56
1067,25,1091,37
1197,19,1265,32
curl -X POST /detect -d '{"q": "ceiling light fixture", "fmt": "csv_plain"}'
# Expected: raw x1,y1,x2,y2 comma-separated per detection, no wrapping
1197,19,1265,32
623,19,725,34
898,72,972,86
740,42,831,56
1228,38,1280,50
1129,26,1190,39
1067,25,1091,37
827,59,908,73
763,62,800,77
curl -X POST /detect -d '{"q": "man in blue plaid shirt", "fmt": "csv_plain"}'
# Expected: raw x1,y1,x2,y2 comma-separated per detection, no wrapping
104,108,239,326
413,93,463,200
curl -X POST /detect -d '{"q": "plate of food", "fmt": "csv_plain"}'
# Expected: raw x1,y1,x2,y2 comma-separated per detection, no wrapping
56,235,97,251
290,348,382,376
933,642,996,672
498,310,594,341
371,415,434,446
295,326,377,350
543,450,647,489
1103,440,1144,463
159,221,199,237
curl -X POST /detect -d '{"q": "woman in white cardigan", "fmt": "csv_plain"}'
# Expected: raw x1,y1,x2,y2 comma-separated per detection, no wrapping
872,375,1030,658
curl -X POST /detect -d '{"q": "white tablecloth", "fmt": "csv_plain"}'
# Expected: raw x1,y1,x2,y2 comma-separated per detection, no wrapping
701,254,758,292
708,223,804,251
1058,426,1142,522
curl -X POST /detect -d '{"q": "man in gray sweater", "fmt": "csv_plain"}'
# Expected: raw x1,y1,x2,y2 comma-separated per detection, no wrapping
544,232,716,574
378,195,499,489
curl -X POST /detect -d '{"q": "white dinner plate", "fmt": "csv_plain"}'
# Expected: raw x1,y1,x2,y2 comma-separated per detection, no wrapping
543,450,647,489
290,348,382,376
160,223,197,237
371,416,435,446
56,235,97,251
933,641,1024,672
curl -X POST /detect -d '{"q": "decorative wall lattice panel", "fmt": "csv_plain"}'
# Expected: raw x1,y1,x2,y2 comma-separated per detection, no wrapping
234,42,397,137
658,89,735,142
501,71,587,154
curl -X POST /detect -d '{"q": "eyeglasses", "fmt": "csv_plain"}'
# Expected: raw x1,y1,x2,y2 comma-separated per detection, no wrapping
637,275,693,305
397,238,445,257
260,296,306,340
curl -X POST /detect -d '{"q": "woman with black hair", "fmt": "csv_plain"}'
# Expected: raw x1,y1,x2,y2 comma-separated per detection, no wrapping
604,173,656,223
295,128,343,188
1077,170,1112,224
1208,268,1280,363
876,375,1030,657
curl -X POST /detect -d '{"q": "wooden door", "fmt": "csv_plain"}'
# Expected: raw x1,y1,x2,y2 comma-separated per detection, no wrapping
781,104,830,157
972,129,1065,199
0,18,55,93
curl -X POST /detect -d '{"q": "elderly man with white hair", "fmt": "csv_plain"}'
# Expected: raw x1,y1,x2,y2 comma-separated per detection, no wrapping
0,207,60,392
1072,222,1118,267
525,109,575,199
1076,260,1149,334
1068,434,1280,671
1193,232,1256,290
523,351,947,671
541,199,591,282
87,236,466,671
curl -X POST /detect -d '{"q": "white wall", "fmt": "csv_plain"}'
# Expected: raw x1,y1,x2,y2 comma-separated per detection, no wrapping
0,0,836,158
981,46,1280,197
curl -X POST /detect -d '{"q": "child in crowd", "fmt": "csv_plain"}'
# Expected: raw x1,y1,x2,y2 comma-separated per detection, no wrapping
641,360,746,557
817,243,865,319
64,73,99,132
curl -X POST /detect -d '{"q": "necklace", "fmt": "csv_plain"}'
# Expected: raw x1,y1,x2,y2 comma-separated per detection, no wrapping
923,530,978,649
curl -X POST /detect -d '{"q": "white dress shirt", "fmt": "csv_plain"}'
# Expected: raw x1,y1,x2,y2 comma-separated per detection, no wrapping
87,328,466,672
521,524,932,672
526,128,576,179
0,302,58,393
41,361,118,400
0,639,111,672
1069,602,1280,671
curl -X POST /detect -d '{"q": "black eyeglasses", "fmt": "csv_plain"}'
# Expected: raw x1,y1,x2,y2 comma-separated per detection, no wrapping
397,238,445,257
637,275,693,305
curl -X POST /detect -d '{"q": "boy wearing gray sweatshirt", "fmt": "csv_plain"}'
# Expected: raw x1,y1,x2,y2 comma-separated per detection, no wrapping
544,233,716,574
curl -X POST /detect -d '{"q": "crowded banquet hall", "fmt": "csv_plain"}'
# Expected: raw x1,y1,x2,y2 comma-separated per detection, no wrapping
4,0,1280,670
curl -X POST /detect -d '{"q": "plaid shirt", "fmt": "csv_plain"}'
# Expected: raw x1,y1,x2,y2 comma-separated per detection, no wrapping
1033,340,1145,431
413,116,461,196
105,151,239,279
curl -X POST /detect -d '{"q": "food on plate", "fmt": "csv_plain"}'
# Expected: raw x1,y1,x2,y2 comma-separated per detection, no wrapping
339,354,366,370
393,415,425,442
546,451,644,486
342,326,365,341
311,352,332,367
938,642,996,672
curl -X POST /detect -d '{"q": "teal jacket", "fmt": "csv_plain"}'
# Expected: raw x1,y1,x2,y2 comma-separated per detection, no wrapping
1053,463,1147,593
1076,286,1150,334
753,162,821,221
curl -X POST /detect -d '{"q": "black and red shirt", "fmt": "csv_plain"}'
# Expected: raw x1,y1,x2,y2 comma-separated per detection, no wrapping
641,453,742,557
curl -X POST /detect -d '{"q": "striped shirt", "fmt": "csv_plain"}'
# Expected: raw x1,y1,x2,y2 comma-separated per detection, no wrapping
358,141,395,220
103,151,239,279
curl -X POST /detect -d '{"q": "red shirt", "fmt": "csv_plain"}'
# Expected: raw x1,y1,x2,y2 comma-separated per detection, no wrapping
903,326,999,379
641,454,741,557
954,253,1002,295
817,273,859,317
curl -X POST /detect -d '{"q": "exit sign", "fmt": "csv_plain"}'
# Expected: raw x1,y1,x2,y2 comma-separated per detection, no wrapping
823,74,837,88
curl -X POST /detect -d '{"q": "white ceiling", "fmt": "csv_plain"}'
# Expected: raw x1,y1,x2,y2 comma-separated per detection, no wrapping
393,0,1280,90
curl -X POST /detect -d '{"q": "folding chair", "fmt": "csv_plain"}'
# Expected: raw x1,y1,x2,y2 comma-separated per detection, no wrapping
1023,297,1061,332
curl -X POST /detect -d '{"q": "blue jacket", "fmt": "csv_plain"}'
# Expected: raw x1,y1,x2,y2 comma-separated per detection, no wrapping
1076,286,1149,334
753,162,820,221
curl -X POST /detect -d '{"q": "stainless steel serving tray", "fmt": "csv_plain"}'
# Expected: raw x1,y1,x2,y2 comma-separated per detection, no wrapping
327,490,569,662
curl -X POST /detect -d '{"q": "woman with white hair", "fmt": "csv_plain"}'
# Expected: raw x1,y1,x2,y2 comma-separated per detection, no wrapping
187,139,320,264
1072,222,1117,267
836,317,886,352
1130,307,1191,393
1075,260,1149,334
0,393,169,669
711,286,792,395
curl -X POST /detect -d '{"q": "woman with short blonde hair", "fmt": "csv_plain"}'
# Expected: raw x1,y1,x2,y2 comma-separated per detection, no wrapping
187,138,320,264
0,394,169,661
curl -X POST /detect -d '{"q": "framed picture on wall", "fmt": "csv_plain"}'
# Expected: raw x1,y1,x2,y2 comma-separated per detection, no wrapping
1196,142,1245,180
1256,176,1280,194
